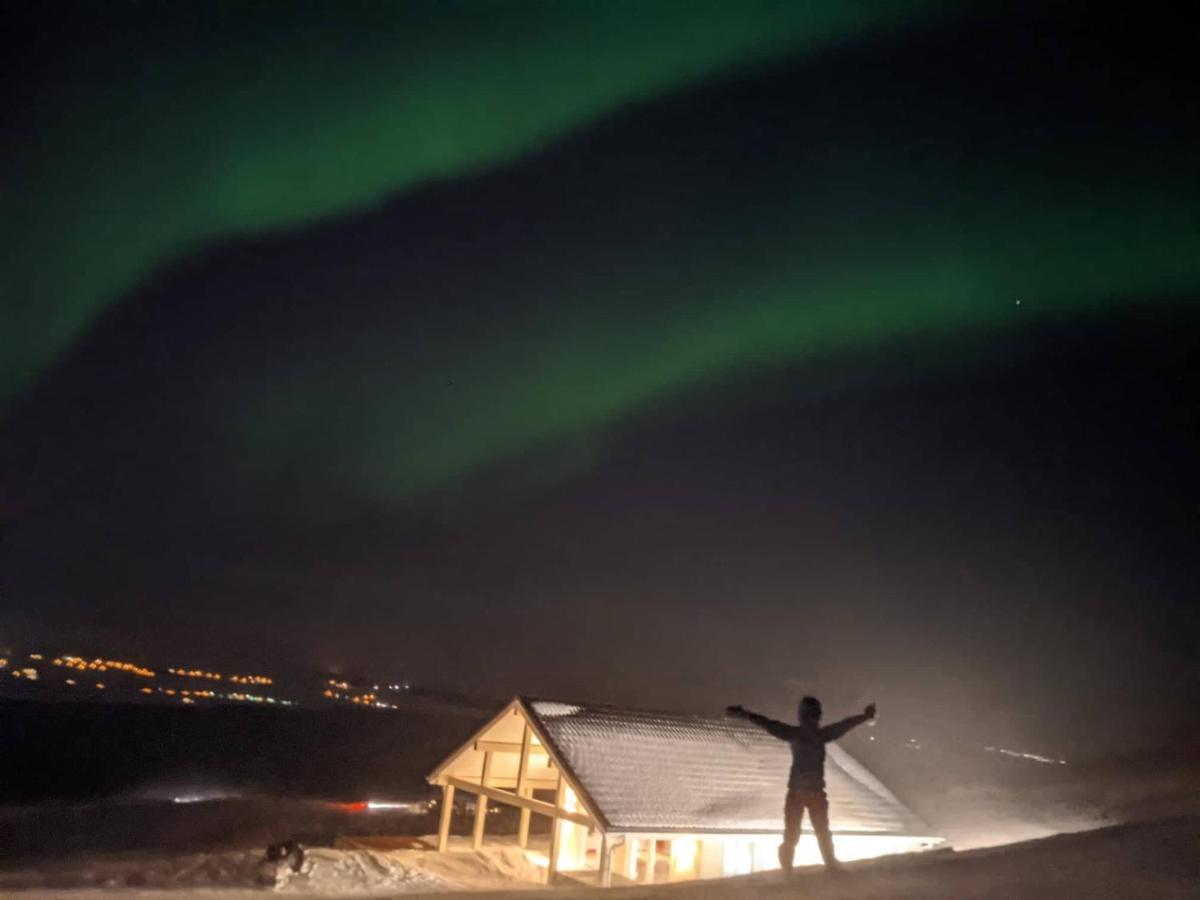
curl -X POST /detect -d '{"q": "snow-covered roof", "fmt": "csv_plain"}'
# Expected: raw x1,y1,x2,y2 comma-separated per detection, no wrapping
522,698,934,836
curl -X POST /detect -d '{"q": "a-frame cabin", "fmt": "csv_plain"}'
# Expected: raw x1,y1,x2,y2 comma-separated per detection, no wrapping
428,697,941,886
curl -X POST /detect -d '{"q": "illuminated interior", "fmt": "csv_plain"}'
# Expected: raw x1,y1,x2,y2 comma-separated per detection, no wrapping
669,837,698,879
554,786,590,872
721,833,941,876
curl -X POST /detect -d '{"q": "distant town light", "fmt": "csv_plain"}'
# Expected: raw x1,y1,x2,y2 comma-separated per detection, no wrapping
984,746,1067,765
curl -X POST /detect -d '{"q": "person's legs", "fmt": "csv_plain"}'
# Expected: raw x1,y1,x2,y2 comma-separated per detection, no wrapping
779,790,804,873
807,792,838,868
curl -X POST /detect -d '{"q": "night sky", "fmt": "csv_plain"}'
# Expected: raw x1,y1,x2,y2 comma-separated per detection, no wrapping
2,1,1197,757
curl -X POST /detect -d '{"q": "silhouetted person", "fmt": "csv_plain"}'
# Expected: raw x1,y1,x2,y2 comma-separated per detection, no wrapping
727,696,875,872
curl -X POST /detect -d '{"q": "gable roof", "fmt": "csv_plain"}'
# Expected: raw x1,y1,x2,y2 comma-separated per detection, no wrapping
431,697,937,837
529,698,935,835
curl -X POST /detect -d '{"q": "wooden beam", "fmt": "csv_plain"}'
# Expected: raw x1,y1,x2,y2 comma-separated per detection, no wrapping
436,783,455,852
547,777,566,882
443,776,594,829
599,833,613,888
474,739,548,755
516,784,534,847
476,776,558,789
644,838,657,884
471,751,493,850
516,725,533,848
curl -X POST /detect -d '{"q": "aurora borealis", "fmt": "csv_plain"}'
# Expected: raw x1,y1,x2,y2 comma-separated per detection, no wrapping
7,1,1197,501
2,1,1197,753
4,0,951,409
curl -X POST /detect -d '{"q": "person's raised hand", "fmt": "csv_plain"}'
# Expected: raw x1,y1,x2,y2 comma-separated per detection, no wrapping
864,703,877,719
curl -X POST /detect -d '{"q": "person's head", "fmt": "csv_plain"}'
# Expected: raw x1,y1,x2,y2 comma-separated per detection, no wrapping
798,695,822,724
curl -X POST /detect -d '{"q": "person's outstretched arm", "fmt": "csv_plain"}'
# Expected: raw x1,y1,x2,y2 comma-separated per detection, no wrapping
726,704,795,740
820,703,877,742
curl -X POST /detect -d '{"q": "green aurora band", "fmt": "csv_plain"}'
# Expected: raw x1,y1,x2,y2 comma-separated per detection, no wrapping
229,159,1198,505
4,0,948,408
4,1,1198,505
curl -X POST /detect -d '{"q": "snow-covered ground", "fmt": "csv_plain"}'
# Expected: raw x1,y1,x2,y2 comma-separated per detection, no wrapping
0,846,434,896
0,844,540,897
0,836,547,896
1,754,1195,898
0,816,1196,898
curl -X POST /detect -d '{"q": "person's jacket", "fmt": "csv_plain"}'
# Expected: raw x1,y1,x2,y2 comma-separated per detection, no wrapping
743,711,870,791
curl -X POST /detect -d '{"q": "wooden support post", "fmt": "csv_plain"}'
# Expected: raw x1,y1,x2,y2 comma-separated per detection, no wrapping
612,838,627,881
621,837,638,881
517,786,532,847
472,751,493,850
643,838,657,884
516,725,533,848
546,777,566,883
599,833,613,888
437,783,455,852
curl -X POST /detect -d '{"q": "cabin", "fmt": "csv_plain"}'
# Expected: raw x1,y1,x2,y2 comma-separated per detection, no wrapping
427,697,942,885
